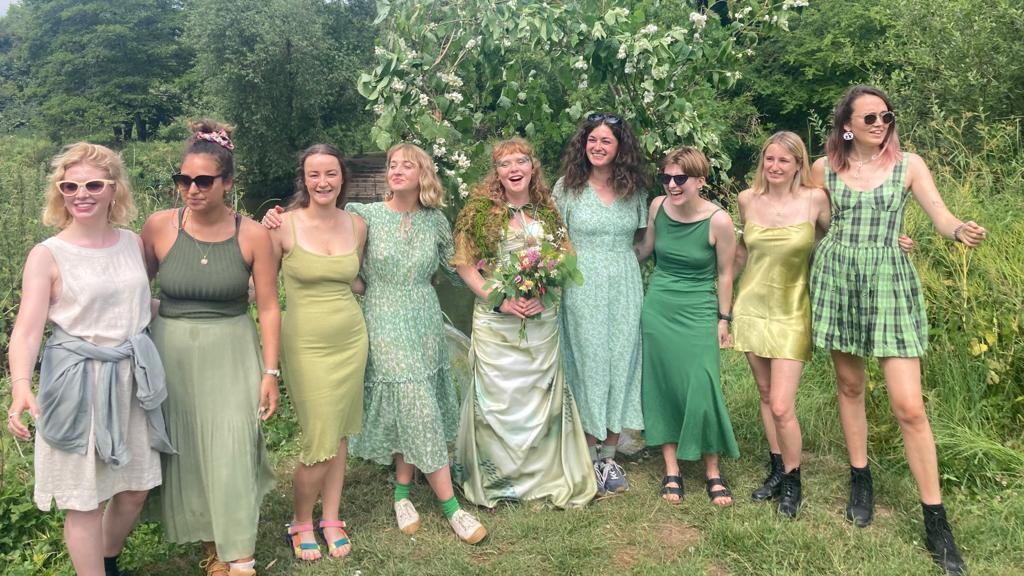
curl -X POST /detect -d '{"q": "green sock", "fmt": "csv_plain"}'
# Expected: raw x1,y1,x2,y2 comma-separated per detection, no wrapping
440,495,461,519
599,444,616,461
588,444,599,463
394,482,411,502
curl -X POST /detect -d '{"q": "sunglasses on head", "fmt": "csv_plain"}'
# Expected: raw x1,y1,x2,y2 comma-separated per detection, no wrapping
587,113,621,125
57,179,114,196
858,111,895,126
656,173,690,186
172,173,222,191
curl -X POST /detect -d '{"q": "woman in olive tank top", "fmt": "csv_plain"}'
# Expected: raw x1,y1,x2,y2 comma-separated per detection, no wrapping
142,120,280,576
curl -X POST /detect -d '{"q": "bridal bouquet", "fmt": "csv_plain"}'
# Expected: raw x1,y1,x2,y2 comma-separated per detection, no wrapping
481,238,583,341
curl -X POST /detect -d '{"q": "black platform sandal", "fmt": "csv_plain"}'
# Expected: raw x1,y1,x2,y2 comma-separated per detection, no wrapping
660,475,684,503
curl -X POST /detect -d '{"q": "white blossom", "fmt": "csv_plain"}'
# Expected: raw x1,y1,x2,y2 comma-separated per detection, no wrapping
419,93,430,106
572,58,588,70
641,24,658,35
372,103,385,115
652,65,668,80
391,78,407,92
446,92,464,104
642,91,655,104
501,37,512,48
434,145,447,157
617,44,628,59
452,150,471,170
374,46,387,56
465,36,480,50
436,137,446,146
624,62,635,74
733,6,753,20
579,78,589,89
782,0,809,9
439,72,464,88
458,180,469,198
689,11,707,30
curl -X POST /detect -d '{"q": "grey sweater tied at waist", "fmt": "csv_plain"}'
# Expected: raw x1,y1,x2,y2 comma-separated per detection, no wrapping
37,325,176,467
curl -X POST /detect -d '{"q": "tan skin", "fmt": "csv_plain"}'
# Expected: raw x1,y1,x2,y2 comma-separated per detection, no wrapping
267,153,366,559
141,153,281,565
810,94,986,505
635,164,737,506
6,162,151,576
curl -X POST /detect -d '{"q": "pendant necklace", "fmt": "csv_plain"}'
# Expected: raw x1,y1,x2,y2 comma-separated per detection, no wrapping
852,151,881,177
188,219,214,265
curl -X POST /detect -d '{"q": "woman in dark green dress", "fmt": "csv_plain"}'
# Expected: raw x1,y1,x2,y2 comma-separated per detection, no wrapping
636,147,739,506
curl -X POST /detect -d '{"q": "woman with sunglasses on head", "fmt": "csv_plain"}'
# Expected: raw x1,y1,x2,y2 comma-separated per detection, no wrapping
634,147,739,507
266,144,367,561
7,143,172,576
553,113,650,495
808,85,984,575
142,120,279,576
450,138,597,509
263,142,487,544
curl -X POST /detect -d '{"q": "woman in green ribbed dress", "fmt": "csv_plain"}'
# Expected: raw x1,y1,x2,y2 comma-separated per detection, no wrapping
142,120,279,576
269,144,367,561
636,147,739,507
809,85,985,575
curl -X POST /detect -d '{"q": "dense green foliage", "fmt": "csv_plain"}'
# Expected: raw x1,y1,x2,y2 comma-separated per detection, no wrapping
0,0,1021,573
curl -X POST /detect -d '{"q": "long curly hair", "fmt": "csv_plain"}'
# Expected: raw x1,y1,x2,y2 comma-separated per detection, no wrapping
286,143,350,211
559,115,650,199
825,85,902,173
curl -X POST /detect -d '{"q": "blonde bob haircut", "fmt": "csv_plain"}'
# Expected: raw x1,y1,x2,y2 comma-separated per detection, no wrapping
751,131,812,195
385,143,446,209
43,142,137,229
660,146,709,179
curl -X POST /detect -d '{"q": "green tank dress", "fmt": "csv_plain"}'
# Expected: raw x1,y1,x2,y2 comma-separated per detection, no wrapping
641,204,739,461
809,153,927,357
280,213,368,465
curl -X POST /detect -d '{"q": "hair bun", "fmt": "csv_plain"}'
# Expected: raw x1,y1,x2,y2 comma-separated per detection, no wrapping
188,118,234,138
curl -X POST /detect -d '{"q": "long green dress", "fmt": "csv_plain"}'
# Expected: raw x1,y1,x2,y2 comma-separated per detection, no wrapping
553,179,646,440
809,154,927,357
280,213,368,465
346,202,461,474
453,221,597,508
641,204,739,461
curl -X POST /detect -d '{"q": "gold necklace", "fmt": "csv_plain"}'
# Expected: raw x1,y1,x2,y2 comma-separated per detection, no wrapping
851,151,881,176
185,214,215,265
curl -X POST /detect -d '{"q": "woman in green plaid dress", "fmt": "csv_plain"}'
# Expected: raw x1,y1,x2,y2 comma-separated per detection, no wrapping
809,85,986,576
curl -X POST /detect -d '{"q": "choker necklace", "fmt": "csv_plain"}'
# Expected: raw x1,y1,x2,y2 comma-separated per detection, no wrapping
851,151,881,176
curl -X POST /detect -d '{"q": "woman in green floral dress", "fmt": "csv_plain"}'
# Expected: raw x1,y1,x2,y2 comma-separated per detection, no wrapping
553,114,650,495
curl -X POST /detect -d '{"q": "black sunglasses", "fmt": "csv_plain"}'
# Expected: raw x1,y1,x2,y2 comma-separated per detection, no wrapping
586,113,621,125
657,173,690,186
859,111,895,126
172,173,222,191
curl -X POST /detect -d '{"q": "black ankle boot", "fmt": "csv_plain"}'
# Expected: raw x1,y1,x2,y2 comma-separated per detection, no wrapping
751,452,784,502
845,465,874,527
923,503,966,575
777,467,801,519
104,554,123,576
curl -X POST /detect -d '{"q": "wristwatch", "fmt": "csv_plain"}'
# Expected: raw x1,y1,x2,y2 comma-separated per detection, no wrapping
264,369,281,378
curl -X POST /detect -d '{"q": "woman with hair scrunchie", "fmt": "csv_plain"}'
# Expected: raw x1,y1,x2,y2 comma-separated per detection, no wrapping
7,143,172,576
809,85,985,575
142,120,280,576
553,113,651,495
450,137,597,508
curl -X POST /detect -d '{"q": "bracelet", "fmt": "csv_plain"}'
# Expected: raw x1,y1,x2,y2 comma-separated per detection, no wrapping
10,377,31,386
952,223,966,243
264,369,280,378
718,312,733,322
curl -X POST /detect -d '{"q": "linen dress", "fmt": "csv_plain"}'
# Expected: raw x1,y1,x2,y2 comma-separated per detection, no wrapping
641,205,739,461
347,202,461,474
553,178,646,441
809,154,927,357
280,213,368,465
34,230,162,511
452,221,597,508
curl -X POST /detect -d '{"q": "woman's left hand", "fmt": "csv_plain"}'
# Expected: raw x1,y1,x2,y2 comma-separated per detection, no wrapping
258,375,279,421
518,297,545,318
718,320,733,349
898,234,914,253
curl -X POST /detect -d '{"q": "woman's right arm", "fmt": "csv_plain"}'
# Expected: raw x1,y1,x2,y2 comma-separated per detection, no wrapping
7,245,57,440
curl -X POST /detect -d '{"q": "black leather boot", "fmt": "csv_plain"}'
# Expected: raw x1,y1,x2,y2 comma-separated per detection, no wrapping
104,554,123,576
777,467,801,519
751,452,784,502
845,465,874,527
923,503,966,575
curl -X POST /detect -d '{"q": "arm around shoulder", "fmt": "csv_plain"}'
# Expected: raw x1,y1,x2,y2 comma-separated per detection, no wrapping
634,196,663,261
809,157,827,189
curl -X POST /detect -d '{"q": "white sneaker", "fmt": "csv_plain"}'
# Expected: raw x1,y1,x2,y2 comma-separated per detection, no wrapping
448,509,487,544
394,498,421,535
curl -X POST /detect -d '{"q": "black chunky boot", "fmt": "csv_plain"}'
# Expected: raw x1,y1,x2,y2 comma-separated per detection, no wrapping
777,467,801,519
845,465,874,527
104,554,123,576
923,503,966,575
751,452,784,502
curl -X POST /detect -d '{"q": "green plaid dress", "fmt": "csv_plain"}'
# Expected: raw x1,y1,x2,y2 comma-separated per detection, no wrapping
809,153,928,357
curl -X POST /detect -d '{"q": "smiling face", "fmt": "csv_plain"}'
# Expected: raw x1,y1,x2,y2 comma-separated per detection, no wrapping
496,152,533,197
61,162,115,223
387,150,421,195
585,124,619,168
661,163,704,205
178,153,230,213
303,153,344,206
844,94,892,148
762,143,800,187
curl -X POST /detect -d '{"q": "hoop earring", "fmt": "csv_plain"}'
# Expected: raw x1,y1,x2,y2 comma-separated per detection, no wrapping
842,131,855,141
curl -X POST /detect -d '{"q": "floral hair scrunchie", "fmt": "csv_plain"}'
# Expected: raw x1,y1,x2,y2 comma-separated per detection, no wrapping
194,129,235,150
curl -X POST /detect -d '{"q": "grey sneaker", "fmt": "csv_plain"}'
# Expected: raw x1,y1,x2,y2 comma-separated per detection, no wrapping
593,460,607,494
602,458,629,493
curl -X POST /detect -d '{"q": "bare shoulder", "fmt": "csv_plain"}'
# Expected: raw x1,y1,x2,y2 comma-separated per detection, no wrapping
239,214,271,245
710,205,734,228
26,242,56,267
143,208,177,230
649,195,666,211
736,188,754,207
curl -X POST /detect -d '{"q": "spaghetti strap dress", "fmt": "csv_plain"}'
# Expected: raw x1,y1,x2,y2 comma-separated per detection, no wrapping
640,204,739,461
809,153,927,357
280,213,368,465
148,209,275,562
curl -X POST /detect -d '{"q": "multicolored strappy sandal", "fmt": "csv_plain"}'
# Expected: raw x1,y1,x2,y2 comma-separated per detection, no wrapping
318,519,352,558
285,522,322,561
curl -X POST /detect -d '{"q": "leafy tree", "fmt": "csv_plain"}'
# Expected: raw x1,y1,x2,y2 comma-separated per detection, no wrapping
7,0,190,142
